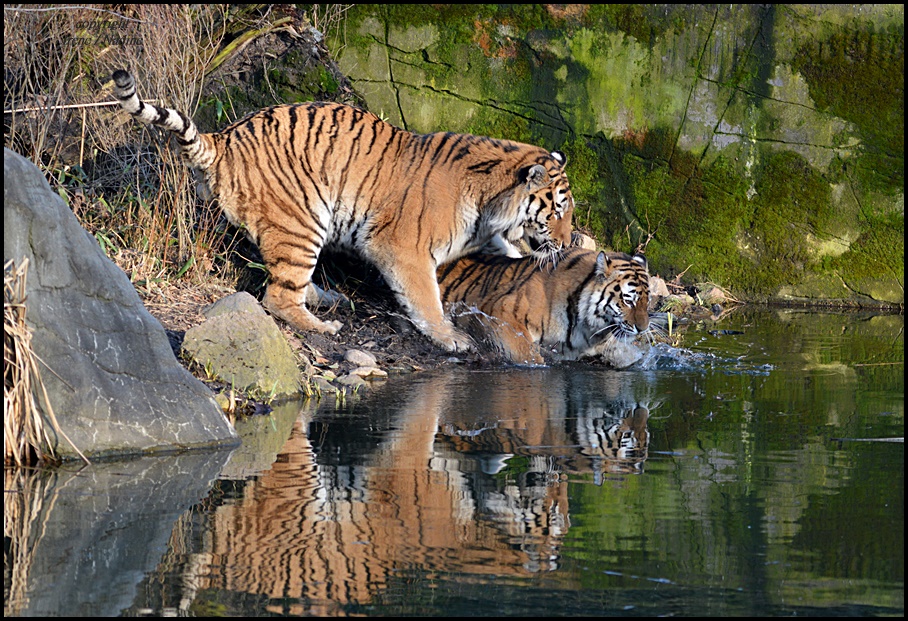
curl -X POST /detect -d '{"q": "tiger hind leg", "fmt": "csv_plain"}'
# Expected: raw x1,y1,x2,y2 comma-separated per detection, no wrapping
258,228,343,334
262,281,343,335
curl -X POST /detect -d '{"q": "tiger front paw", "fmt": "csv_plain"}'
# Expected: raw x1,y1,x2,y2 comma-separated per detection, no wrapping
318,319,344,335
434,328,474,353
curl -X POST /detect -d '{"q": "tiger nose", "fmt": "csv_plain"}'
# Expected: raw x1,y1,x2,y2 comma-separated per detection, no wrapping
557,210,574,246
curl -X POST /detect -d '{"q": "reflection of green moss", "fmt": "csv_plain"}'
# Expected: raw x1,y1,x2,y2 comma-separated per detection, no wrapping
792,27,904,193
493,454,531,479
189,590,230,616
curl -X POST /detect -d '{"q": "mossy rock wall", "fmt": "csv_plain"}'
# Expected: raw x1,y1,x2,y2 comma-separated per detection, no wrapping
330,4,903,307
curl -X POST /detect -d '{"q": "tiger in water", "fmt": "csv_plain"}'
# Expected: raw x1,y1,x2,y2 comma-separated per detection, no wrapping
111,70,574,352
438,246,650,365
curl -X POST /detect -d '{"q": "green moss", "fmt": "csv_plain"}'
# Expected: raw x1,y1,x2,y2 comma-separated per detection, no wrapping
577,128,849,297
792,26,904,193
559,137,607,236
638,159,753,292
586,4,676,44
572,128,753,293
331,4,902,305
752,151,833,250
831,209,905,298
717,151,830,293
592,141,900,302
462,112,533,145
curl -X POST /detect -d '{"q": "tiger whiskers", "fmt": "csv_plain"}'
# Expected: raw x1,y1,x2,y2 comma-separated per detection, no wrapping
590,322,641,343
533,243,564,270
643,313,681,346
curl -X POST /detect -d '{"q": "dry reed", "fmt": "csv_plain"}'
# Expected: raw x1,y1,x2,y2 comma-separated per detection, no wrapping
4,258,88,466
4,5,352,291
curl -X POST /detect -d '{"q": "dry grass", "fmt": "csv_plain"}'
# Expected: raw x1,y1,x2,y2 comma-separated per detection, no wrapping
3,5,356,291
3,7,361,467
4,259,89,466
4,4,233,286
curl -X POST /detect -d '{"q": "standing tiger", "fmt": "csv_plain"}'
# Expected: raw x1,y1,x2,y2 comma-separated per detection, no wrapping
111,70,574,352
438,246,650,365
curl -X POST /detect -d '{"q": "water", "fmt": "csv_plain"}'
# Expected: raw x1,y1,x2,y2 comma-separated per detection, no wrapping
4,308,903,617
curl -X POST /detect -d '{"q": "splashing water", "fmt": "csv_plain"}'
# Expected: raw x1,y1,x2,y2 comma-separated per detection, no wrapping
634,342,774,375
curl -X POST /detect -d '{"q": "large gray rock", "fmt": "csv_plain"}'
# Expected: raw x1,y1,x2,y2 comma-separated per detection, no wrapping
3,148,239,459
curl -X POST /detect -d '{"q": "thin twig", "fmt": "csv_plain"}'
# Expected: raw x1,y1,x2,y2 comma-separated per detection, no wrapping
852,362,903,367
4,99,159,115
4,5,146,23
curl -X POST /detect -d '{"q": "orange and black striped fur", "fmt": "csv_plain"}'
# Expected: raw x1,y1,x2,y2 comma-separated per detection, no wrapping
438,247,650,365
111,70,574,351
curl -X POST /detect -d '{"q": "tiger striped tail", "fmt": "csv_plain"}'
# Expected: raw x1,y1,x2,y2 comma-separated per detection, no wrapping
111,69,214,169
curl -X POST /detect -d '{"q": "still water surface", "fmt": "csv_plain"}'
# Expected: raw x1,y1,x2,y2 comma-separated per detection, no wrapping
5,308,903,616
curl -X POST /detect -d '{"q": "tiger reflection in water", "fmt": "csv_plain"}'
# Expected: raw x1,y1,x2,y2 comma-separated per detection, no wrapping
438,369,656,485
200,368,657,613
571,398,652,483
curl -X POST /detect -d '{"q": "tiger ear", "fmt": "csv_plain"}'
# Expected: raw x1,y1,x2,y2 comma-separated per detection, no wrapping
595,251,609,278
551,150,567,167
522,164,550,190
632,254,648,270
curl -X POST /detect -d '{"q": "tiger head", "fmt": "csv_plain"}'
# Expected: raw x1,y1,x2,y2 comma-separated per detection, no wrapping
504,151,574,261
578,251,650,348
